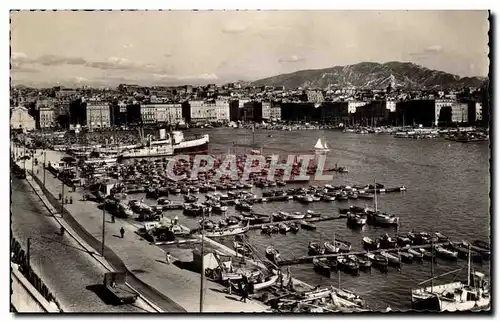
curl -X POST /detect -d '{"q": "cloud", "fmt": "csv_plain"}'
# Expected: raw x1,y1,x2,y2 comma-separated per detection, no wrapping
409,45,443,58
278,55,305,63
37,54,87,66
86,57,137,70
10,63,39,73
163,53,172,58
153,73,219,81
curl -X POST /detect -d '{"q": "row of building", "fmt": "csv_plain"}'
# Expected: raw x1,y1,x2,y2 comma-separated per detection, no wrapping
11,96,488,132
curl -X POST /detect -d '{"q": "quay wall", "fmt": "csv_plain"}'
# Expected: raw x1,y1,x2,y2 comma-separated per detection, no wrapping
11,263,60,313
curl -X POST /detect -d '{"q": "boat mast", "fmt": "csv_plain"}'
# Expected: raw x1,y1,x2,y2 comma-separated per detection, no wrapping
199,208,206,312
374,179,378,213
431,240,434,293
467,244,471,286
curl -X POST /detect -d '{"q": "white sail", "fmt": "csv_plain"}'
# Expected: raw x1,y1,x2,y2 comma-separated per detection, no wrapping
323,137,329,149
314,138,324,150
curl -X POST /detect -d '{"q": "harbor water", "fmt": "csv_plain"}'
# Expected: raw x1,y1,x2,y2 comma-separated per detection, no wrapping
132,127,490,311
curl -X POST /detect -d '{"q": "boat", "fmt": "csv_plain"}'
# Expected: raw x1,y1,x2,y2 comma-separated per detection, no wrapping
286,212,306,220
306,210,321,217
157,197,171,205
300,221,317,231
118,144,174,159
337,256,359,273
347,213,367,227
203,222,250,238
434,232,449,243
380,234,397,249
212,204,228,213
322,194,336,202
308,242,324,255
399,251,414,263
380,251,400,266
362,237,380,250
354,254,372,270
300,195,314,203
314,137,330,153
397,236,412,247
407,247,424,261
434,245,458,260
278,223,290,234
366,252,388,268
265,246,280,263
313,258,331,277
233,242,252,256
372,212,399,226
235,200,252,211
254,274,280,292
411,245,490,311
324,241,339,254
289,222,300,233
184,195,198,203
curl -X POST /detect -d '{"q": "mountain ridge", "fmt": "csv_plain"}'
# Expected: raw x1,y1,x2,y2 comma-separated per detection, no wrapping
251,61,488,89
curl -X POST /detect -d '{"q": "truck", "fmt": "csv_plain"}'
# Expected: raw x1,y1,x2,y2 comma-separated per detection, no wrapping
103,272,138,304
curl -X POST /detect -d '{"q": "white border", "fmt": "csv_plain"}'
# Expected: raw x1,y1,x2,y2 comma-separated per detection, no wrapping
3,2,497,322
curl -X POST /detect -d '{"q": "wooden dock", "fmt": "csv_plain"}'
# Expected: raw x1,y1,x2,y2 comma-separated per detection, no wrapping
248,216,345,230
275,242,453,266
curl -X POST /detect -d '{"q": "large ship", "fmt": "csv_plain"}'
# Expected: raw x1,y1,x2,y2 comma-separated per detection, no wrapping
150,131,209,154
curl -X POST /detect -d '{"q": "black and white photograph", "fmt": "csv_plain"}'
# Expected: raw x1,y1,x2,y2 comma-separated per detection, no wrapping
9,8,491,314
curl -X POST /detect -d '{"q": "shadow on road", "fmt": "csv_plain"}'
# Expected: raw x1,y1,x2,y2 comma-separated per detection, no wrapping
40,235,90,254
173,260,200,274
86,284,118,306
112,234,122,239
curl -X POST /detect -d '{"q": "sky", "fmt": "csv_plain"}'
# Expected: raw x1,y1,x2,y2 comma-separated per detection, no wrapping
10,10,490,87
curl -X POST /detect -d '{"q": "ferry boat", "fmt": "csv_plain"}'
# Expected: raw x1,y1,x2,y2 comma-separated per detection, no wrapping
150,131,209,154
119,145,174,159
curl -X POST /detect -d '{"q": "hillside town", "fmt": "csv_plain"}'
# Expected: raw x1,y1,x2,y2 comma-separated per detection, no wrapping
10,81,489,132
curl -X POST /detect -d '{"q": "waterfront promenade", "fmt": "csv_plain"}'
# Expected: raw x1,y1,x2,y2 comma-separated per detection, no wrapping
15,146,269,312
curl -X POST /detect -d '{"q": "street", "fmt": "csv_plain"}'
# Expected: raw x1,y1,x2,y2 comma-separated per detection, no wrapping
11,174,153,313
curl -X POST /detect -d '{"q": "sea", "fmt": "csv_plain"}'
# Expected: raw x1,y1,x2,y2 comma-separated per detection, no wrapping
136,127,490,311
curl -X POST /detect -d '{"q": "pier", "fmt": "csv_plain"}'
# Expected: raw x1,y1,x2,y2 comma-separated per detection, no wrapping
276,242,452,266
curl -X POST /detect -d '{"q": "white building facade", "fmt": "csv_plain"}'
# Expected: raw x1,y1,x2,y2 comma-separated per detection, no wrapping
85,100,111,128
10,106,35,132
189,101,217,123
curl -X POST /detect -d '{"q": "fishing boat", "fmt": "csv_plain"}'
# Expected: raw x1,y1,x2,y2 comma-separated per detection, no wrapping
313,258,332,277
254,274,280,292
278,223,290,234
366,252,388,268
212,204,228,213
204,222,250,238
324,241,340,254
337,256,359,274
354,254,372,270
322,194,336,202
362,237,380,250
308,242,324,256
434,232,449,243
380,234,397,249
380,251,400,266
265,246,280,263
289,222,300,233
157,197,171,205
399,251,414,263
314,137,330,153
286,212,306,220
411,246,490,311
434,245,458,260
372,212,399,226
184,195,198,203
397,236,412,247
300,195,314,203
306,210,321,217
233,242,252,256
300,220,317,231
347,213,367,227
234,200,252,211
407,247,424,261
419,248,434,261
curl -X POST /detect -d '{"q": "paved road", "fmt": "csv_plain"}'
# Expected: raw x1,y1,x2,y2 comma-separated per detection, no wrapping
11,174,153,313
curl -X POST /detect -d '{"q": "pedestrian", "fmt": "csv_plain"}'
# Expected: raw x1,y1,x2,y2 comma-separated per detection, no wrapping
166,252,171,264
64,197,68,204
227,279,232,295
111,215,115,223
58,193,62,200
174,215,179,225
60,226,65,235
69,196,73,204
120,227,125,238
240,284,248,303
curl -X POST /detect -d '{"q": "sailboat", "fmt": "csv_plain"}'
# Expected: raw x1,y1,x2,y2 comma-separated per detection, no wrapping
314,137,330,153
411,245,490,312
368,179,399,226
